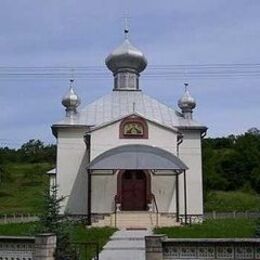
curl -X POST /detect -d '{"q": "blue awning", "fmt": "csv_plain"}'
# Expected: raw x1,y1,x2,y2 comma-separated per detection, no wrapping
87,144,188,171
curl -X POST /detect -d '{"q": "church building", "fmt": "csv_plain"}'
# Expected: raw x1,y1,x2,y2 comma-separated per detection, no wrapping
50,30,207,227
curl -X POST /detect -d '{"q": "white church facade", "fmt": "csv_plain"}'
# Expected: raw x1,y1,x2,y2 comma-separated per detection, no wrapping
50,31,207,226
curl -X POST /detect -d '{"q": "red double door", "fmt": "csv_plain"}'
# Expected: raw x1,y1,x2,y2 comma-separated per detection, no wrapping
121,170,147,211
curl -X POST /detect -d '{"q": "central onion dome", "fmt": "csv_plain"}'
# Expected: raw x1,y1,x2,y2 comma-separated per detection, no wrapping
105,31,147,91
105,39,147,74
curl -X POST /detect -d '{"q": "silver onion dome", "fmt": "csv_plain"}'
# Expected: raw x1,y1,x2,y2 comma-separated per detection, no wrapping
105,38,147,75
62,80,81,117
178,83,196,119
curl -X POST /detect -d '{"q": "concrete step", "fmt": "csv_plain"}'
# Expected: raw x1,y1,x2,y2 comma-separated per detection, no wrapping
92,212,179,228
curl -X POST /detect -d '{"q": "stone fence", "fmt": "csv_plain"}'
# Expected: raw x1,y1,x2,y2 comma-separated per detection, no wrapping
205,211,260,220
0,211,259,225
145,235,260,260
0,214,39,224
179,211,260,224
0,234,56,260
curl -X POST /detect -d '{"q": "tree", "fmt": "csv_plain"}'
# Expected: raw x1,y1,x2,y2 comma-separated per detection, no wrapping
37,184,76,259
247,127,260,136
203,130,260,193
20,139,45,162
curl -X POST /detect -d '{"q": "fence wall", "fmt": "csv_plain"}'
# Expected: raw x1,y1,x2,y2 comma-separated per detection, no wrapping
145,235,260,260
178,211,260,224
0,214,39,224
0,234,56,260
0,211,259,224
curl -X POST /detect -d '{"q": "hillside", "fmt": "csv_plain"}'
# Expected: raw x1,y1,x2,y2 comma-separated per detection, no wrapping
0,163,51,214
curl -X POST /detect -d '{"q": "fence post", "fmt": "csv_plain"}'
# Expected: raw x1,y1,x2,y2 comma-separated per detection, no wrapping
34,233,56,260
233,211,236,218
213,211,216,219
145,235,166,260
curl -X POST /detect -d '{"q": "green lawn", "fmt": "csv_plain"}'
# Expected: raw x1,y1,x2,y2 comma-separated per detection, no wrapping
0,222,116,259
70,225,116,259
0,163,51,214
0,222,38,236
155,218,257,238
0,222,115,243
204,191,260,212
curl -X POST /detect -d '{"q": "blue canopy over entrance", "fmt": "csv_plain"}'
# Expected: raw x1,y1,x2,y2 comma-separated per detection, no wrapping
87,144,188,171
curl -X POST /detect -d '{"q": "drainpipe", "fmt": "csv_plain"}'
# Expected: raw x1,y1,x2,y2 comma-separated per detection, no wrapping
184,170,187,225
200,128,207,220
176,133,183,223
177,133,184,157
84,134,92,226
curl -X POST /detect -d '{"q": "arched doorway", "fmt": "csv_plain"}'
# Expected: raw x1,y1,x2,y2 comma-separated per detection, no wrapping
121,170,147,211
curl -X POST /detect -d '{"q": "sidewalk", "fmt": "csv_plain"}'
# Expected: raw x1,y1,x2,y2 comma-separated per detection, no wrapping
98,229,151,260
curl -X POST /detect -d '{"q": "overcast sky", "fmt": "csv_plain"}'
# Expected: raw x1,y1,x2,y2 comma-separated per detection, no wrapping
1,0,260,148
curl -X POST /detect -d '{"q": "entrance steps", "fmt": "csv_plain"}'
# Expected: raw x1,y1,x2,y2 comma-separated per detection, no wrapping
91,211,180,228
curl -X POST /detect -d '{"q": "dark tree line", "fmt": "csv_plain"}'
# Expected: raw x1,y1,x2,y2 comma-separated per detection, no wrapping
203,128,260,194
0,139,56,164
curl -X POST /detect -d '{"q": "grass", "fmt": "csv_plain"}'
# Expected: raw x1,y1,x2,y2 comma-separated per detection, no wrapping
0,222,116,259
70,225,116,259
0,163,51,214
154,218,257,238
204,191,260,212
0,222,38,236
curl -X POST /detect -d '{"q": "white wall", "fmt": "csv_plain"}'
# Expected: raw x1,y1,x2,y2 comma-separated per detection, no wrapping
90,121,177,160
178,130,203,215
151,173,177,212
56,127,89,214
91,173,117,213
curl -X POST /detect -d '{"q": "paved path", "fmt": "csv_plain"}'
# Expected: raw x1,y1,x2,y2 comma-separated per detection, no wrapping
98,229,151,260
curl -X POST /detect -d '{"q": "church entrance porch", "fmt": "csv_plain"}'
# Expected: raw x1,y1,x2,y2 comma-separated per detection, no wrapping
121,170,147,211
86,144,188,226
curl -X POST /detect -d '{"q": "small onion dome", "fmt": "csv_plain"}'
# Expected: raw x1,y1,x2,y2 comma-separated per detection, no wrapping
178,84,196,112
62,80,81,114
105,39,147,74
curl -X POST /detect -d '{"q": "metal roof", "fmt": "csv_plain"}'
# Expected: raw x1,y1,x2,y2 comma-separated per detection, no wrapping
87,144,188,170
54,91,205,130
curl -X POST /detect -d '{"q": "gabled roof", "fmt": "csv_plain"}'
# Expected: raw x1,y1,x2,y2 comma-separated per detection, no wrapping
87,112,180,134
53,91,206,131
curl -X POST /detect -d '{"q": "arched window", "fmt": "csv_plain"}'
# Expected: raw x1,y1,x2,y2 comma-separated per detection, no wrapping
119,116,148,139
